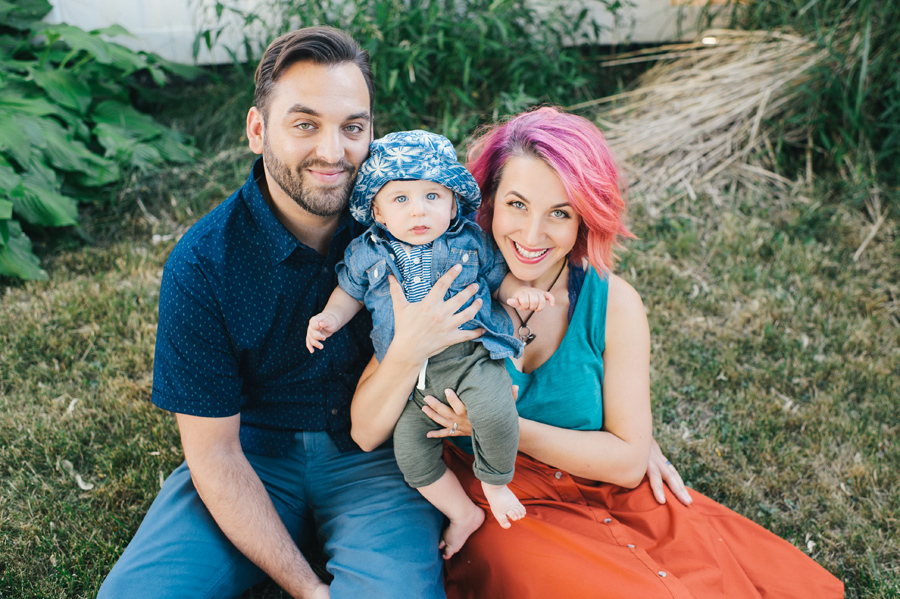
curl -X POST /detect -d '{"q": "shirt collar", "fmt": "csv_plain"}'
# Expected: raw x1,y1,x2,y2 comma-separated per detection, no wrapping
243,158,353,264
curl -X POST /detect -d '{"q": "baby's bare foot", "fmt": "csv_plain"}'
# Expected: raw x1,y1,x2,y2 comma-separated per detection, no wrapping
482,482,526,529
438,503,485,559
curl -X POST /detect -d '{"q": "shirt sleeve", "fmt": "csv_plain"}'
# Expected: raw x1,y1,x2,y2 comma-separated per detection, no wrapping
335,235,371,303
480,230,508,292
151,252,243,417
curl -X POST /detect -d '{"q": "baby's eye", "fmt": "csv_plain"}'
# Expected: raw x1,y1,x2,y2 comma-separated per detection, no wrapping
395,195,408,203
426,192,438,200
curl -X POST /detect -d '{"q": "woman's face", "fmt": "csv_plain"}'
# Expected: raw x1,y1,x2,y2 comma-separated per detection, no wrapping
491,155,581,285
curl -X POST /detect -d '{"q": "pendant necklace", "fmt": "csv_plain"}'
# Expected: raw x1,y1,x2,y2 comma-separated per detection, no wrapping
512,260,567,345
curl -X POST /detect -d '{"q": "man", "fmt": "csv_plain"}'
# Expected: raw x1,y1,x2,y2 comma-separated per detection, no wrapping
98,26,481,599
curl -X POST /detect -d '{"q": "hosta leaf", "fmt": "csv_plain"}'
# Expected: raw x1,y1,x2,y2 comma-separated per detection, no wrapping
0,218,8,247
2,0,51,31
104,43,150,75
10,155,78,227
0,158,22,193
0,198,12,220
11,178,78,227
92,24,133,39
30,67,92,114
34,116,118,183
146,54,202,81
36,24,112,64
0,111,35,166
151,131,198,164
0,220,47,280
92,100,165,140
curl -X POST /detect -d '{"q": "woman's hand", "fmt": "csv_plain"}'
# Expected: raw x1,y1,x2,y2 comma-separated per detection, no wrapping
423,386,518,439
646,439,692,506
423,389,472,438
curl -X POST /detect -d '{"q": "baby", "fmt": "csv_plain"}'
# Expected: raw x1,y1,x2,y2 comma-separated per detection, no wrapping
306,130,552,558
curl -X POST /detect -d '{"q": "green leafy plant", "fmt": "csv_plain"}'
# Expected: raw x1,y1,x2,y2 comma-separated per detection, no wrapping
196,0,626,144
0,0,200,281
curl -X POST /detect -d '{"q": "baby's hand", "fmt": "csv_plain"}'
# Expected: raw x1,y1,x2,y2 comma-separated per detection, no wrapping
306,312,340,353
506,288,555,313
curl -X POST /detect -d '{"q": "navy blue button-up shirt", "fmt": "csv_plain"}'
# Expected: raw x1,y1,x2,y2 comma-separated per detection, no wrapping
152,159,373,456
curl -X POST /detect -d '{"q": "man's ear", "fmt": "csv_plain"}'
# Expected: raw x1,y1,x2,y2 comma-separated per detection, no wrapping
247,106,264,155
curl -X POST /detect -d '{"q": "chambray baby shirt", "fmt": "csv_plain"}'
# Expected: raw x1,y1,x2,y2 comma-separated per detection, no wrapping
152,159,373,456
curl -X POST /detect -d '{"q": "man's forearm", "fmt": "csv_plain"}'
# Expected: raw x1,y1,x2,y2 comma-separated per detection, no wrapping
190,448,326,598
176,413,327,599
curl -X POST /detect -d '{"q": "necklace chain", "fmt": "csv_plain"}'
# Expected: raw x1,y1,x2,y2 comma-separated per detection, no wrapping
511,260,567,346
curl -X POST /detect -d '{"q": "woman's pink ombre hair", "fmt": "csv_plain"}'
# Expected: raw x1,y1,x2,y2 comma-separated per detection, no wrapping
467,106,633,273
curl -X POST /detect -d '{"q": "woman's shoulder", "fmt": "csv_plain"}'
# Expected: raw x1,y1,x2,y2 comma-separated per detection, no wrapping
604,272,648,332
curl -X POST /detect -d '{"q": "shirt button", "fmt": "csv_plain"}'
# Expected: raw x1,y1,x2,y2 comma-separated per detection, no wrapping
554,471,562,479
370,234,378,242
331,409,338,415
413,276,421,283
603,518,612,524
658,571,667,577
390,254,396,260
462,254,469,262
413,257,420,264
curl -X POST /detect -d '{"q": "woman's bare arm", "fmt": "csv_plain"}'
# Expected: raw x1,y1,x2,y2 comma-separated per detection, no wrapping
426,275,652,488
350,266,485,451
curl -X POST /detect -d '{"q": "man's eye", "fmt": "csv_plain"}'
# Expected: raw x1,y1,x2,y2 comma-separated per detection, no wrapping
345,124,364,133
296,123,314,130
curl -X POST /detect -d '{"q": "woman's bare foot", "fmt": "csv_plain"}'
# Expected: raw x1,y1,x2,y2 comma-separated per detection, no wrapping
482,482,526,529
439,503,485,559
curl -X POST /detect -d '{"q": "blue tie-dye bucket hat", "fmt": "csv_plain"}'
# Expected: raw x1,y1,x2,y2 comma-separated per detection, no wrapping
349,130,482,227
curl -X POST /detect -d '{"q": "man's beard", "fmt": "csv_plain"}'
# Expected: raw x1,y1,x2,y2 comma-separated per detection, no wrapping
263,137,357,217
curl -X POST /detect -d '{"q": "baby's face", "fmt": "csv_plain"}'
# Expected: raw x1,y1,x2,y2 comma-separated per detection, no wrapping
372,180,456,245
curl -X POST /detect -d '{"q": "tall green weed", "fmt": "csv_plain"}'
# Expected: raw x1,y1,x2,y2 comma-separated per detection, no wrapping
196,0,624,143
0,0,200,281
722,0,898,212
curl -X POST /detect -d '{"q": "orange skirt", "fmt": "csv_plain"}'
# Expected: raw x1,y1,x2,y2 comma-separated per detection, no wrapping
443,443,843,599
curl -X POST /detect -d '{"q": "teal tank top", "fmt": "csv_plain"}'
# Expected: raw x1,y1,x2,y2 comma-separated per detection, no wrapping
507,268,607,430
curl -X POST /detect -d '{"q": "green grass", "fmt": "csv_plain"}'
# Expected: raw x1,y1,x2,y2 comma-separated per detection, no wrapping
2,77,898,599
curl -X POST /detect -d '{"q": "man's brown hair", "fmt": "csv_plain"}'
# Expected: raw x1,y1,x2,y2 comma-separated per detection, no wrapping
254,27,374,122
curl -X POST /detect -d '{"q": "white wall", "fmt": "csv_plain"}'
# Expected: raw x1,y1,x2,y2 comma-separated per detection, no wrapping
44,0,722,65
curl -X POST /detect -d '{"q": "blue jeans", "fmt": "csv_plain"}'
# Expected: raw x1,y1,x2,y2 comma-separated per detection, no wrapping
98,432,445,599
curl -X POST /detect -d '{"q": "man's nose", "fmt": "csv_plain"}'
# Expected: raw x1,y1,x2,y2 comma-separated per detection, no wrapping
315,129,344,164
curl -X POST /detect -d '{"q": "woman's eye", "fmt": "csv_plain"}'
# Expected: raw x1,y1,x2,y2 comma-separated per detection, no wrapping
509,200,525,210
551,209,570,219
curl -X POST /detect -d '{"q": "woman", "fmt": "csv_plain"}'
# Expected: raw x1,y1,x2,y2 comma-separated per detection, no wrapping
351,107,843,598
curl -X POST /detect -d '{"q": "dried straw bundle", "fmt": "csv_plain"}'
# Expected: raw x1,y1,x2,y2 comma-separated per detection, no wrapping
572,30,827,211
